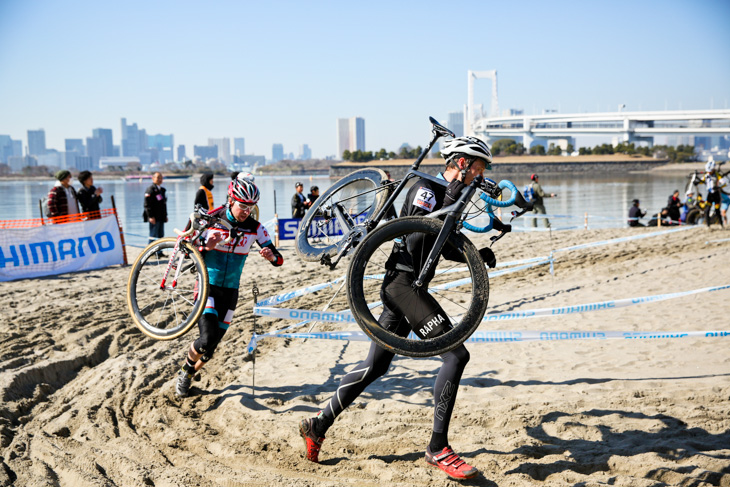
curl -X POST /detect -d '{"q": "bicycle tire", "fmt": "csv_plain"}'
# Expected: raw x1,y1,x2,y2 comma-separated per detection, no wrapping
346,217,489,357
126,237,209,340
296,168,390,262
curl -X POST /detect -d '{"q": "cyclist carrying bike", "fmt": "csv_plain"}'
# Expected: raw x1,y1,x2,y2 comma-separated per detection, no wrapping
702,158,724,227
175,178,284,397
299,136,509,480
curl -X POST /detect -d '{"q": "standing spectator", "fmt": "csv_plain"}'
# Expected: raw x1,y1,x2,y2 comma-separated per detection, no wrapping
628,199,646,227
143,172,168,250
666,189,682,223
47,170,80,219
77,171,103,216
307,186,320,205
194,173,215,211
291,181,309,218
702,159,724,227
528,174,557,228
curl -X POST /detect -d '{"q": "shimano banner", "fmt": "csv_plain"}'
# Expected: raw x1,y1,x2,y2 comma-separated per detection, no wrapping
0,216,124,282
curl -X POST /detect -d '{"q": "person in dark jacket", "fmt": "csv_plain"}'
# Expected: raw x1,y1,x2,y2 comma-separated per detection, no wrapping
291,182,309,218
307,186,320,206
47,169,79,219
77,171,103,217
628,199,646,227
143,172,167,248
666,190,682,223
194,173,215,211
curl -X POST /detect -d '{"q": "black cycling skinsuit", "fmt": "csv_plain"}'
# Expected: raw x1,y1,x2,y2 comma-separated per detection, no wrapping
319,174,505,446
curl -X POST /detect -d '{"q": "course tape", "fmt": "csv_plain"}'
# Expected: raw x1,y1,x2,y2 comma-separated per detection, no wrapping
254,283,730,325
267,329,730,343
482,283,730,321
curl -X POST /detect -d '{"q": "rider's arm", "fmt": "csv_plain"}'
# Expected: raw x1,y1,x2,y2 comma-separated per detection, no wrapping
259,242,283,266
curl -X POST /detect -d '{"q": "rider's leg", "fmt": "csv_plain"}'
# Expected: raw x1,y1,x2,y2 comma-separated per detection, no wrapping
429,344,470,452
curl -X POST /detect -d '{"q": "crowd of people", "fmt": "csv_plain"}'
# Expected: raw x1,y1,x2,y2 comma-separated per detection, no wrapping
628,158,729,227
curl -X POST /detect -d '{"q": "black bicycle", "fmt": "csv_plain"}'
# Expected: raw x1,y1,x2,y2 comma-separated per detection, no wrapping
295,117,533,357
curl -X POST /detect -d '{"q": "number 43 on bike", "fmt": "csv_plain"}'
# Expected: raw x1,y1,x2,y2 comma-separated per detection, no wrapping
295,116,534,358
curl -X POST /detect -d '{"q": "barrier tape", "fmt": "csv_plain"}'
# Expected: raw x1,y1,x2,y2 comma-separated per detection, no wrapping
254,283,729,325
267,329,730,344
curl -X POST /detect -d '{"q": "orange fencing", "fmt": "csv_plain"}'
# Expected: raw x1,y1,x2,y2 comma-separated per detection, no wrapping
0,207,128,265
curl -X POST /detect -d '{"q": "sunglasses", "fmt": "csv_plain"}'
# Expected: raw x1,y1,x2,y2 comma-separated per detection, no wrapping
235,201,255,211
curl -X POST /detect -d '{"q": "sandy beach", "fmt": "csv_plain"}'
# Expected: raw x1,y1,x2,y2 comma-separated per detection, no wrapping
1,224,729,486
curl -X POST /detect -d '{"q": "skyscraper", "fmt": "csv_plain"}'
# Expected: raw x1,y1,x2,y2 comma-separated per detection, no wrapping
92,128,114,156
336,117,365,158
447,112,464,137
272,143,284,163
27,129,46,156
234,137,245,156
121,118,141,157
208,138,231,163
299,144,312,160
177,145,186,161
86,137,103,169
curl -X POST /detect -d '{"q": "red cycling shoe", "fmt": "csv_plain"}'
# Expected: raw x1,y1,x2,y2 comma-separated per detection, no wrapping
425,446,479,480
299,417,325,463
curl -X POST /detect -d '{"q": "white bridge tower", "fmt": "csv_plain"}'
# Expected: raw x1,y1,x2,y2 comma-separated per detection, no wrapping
466,70,499,136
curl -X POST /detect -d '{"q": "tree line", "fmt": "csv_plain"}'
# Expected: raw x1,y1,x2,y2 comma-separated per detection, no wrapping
342,146,423,162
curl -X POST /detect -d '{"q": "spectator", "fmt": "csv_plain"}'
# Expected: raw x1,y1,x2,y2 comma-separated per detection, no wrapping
47,169,80,219
628,199,646,227
291,181,309,218
647,208,676,227
528,174,557,228
143,172,168,250
77,171,104,217
666,189,682,223
194,173,215,211
308,186,320,205
230,171,239,181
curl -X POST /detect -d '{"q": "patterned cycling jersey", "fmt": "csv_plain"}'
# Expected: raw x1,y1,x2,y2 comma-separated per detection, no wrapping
202,207,274,289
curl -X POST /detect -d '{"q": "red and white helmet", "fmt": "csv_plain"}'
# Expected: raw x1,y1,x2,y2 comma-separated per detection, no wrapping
228,178,260,205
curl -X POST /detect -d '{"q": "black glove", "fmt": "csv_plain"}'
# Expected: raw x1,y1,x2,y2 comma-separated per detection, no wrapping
502,224,512,233
480,247,497,268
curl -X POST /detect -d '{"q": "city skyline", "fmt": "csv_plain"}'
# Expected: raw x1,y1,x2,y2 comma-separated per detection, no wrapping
1,0,729,158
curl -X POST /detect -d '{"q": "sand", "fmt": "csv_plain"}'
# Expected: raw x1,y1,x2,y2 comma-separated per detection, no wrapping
1,224,729,486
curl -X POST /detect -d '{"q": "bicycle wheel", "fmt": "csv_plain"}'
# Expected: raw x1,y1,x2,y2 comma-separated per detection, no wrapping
126,237,209,340
346,217,489,357
296,168,390,262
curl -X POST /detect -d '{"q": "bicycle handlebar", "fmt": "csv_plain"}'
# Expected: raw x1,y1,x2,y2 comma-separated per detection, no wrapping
461,180,533,233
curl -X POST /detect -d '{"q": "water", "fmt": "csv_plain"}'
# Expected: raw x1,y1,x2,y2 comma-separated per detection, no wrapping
0,171,693,246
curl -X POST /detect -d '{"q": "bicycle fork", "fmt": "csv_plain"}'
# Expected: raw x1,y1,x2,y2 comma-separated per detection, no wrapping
159,238,186,290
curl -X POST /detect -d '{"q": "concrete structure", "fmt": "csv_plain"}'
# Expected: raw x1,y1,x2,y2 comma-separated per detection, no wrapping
92,128,114,156
27,129,46,156
272,143,284,162
99,156,140,170
471,109,730,151
234,137,245,156
194,145,218,160
208,138,230,163
121,118,141,157
299,143,312,160
336,117,365,157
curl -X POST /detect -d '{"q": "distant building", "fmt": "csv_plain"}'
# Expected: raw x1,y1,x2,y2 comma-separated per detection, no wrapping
65,139,84,154
36,150,63,168
233,154,265,167
86,136,104,169
121,118,141,157
336,117,365,158
208,138,231,163
0,135,22,163
99,156,140,171
27,129,46,156
75,156,93,172
299,144,312,160
272,143,284,162
234,137,245,156
148,133,175,163
92,128,114,156
8,155,36,173
194,145,218,160
177,144,186,161
447,112,464,137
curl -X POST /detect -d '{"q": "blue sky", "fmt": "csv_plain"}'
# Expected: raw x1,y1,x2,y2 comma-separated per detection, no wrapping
1,0,729,159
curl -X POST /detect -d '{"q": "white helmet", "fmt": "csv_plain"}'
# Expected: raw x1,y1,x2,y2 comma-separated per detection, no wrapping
705,159,716,173
237,172,255,182
441,136,492,165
